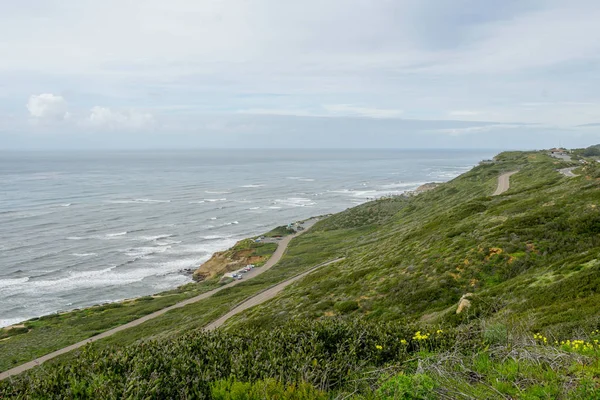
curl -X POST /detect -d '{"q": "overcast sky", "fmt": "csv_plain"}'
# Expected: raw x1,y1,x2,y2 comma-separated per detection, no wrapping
1,0,599,149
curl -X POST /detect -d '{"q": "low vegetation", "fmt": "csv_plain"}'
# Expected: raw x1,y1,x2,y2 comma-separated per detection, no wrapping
0,278,226,372
2,319,599,398
2,149,600,398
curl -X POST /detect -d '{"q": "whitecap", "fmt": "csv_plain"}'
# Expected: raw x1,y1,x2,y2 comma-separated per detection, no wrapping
108,199,170,204
106,231,127,238
204,198,226,202
71,253,97,257
138,234,173,241
202,234,233,240
0,277,30,289
205,190,231,194
273,197,316,207
241,184,264,188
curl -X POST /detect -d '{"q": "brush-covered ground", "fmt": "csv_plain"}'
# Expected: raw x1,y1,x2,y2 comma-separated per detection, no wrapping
2,149,600,399
0,230,283,373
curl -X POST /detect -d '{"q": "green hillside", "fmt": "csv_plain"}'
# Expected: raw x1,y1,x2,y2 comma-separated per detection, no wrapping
2,150,600,399
228,151,600,336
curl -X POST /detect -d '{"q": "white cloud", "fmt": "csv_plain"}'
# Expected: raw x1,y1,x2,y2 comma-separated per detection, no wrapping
27,94,68,120
236,108,317,117
323,104,403,119
87,106,155,130
434,124,530,137
448,110,480,117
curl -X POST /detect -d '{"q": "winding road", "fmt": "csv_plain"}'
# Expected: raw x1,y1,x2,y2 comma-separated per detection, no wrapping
0,218,327,380
558,167,578,178
205,257,344,330
493,171,519,196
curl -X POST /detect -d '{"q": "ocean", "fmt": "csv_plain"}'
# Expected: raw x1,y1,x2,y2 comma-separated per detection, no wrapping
0,149,496,327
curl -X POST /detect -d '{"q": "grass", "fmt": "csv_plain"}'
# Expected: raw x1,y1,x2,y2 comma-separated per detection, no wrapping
2,318,599,399
2,148,600,398
228,151,600,337
0,278,225,372
0,231,281,372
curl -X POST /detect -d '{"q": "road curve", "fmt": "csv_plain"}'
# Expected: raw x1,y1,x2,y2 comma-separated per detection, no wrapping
0,219,318,381
493,171,518,196
558,167,578,178
205,257,345,330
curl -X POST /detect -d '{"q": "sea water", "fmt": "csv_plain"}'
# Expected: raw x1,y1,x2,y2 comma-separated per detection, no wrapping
0,149,496,326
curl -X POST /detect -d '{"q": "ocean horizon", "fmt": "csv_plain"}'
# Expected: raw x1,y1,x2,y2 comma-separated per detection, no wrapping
0,149,497,327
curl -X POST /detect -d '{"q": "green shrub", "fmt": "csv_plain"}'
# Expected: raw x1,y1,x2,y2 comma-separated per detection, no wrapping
211,379,327,400
376,373,437,399
334,300,360,314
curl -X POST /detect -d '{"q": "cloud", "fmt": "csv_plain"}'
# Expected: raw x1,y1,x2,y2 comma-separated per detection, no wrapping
448,110,480,117
322,104,403,119
433,124,529,137
87,106,155,130
4,1,600,147
27,94,68,120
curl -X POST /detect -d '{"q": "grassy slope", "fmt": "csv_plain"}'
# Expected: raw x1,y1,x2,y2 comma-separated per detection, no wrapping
0,279,226,372
227,151,600,337
3,150,600,398
0,239,278,372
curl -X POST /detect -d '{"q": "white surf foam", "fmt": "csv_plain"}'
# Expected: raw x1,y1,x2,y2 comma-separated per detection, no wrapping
379,182,427,190
204,198,227,202
273,197,316,207
125,246,171,258
108,199,170,204
241,184,264,188
0,277,30,289
71,253,98,257
202,234,233,240
106,231,128,238
138,234,173,242
205,190,231,194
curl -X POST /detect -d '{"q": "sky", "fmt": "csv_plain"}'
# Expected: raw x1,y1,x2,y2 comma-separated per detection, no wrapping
1,0,599,150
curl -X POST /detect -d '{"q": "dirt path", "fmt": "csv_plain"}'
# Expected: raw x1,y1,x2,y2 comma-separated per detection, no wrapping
205,257,345,330
493,171,518,196
558,167,578,177
0,219,319,381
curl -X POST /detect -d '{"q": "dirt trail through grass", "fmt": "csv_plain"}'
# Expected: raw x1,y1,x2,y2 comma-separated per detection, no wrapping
205,257,345,330
0,219,318,381
493,171,518,196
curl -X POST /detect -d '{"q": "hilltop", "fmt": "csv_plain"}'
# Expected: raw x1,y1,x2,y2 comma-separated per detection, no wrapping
2,149,600,399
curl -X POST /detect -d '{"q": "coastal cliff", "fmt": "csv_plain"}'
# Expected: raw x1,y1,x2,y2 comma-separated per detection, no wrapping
192,238,277,281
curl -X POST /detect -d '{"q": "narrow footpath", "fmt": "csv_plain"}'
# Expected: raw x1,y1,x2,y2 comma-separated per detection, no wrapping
0,219,320,380
558,167,578,178
493,171,518,196
205,257,344,330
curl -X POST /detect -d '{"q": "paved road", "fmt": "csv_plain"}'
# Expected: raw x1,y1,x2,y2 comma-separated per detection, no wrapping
205,257,345,330
493,171,519,196
0,219,319,381
558,167,578,177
